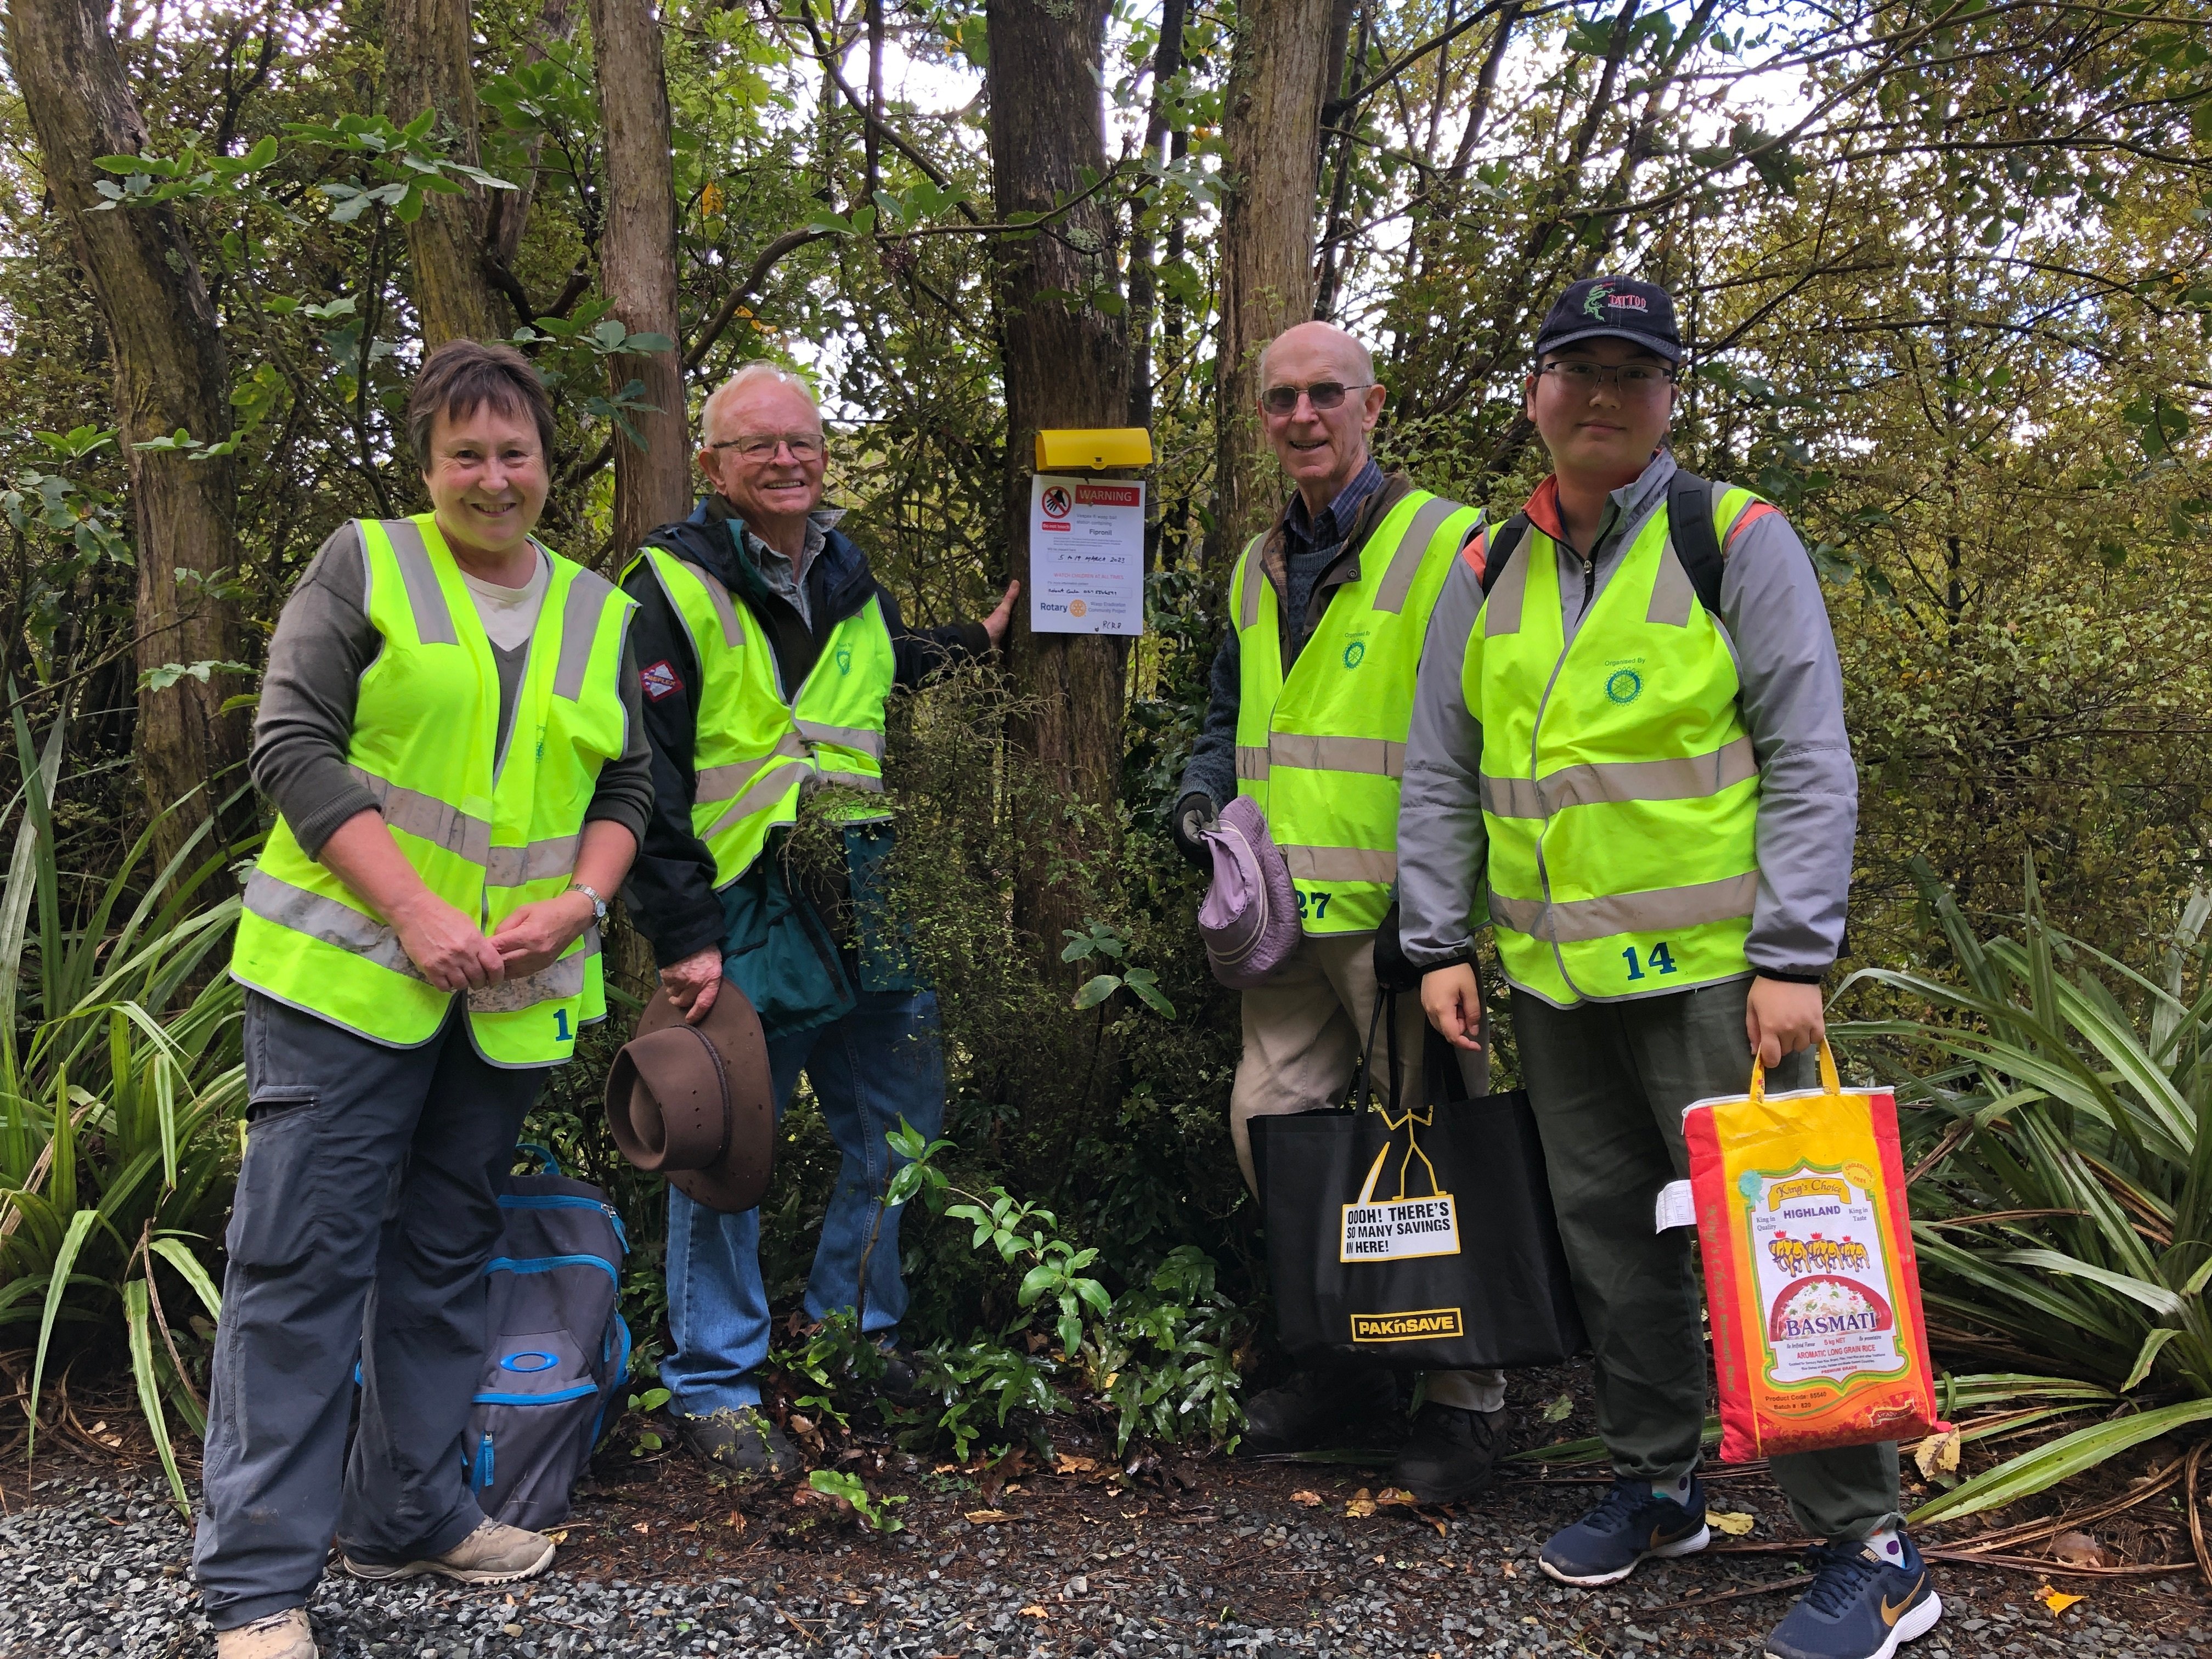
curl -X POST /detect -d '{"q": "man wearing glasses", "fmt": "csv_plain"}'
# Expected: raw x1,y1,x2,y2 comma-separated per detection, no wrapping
621,361,1015,1473
1172,320,1509,1503
1398,278,1937,1659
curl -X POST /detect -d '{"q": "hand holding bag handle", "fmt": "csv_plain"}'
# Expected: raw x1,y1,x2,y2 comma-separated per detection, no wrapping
1746,1037,1843,1107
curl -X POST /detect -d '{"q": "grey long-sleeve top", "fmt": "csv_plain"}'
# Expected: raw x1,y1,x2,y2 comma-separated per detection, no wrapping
250,521,654,859
1396,449,1857,991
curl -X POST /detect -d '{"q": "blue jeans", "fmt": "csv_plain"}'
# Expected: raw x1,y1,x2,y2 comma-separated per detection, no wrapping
661,985,946,1413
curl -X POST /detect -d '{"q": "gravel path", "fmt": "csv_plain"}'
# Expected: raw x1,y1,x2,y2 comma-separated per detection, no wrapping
7,1449,2209,1659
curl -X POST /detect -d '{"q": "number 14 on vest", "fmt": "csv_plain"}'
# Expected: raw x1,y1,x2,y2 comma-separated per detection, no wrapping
1029,475,1146,636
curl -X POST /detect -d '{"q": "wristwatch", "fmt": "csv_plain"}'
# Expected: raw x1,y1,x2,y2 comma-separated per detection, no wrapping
569,882,608,925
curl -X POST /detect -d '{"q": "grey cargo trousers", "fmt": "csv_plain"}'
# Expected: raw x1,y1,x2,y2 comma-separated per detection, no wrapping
194,992,545,1628
1513,979,1903,1542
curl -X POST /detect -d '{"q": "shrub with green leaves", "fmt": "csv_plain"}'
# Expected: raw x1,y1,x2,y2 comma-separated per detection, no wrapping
1835,855,2212,1519
2,707,248,1509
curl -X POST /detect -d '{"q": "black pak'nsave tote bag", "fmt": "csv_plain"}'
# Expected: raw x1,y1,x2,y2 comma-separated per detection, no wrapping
1249,1008,1587,1372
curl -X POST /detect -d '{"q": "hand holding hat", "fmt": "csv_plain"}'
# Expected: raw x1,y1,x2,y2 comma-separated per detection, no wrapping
604,979,776,1214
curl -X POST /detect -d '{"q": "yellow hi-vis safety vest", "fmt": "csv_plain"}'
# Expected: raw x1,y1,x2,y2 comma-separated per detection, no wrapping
1464,487,1768,1006
625,547,896,889
1232,489,1480,934
232,515,635,1066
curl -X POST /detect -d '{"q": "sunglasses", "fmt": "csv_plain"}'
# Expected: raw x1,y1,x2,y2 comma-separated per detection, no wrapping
1260,381,1373,417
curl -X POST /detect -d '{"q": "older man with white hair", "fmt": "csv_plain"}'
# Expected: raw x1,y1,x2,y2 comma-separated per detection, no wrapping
621,362,1015,1473
1173,321,1509,1502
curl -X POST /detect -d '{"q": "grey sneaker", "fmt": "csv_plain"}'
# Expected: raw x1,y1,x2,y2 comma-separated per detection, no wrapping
216,1609,317,1659
342,1516,556,1584
676,1404,800,1476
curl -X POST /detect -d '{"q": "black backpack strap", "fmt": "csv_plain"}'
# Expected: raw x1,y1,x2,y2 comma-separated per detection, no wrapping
1477,512,1531,597
1666,469,1726,617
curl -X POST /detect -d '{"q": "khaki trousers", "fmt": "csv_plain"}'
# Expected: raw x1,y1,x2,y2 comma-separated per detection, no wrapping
1233,931,1503,1413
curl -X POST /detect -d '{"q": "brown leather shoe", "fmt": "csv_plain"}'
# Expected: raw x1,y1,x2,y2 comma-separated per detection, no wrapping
341,1516,556,1584
216,1609,317,1659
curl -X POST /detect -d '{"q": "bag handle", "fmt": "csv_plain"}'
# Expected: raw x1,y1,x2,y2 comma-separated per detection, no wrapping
1351,990,1444,1205
514,1141,565,1177
1747,1039,1842,1105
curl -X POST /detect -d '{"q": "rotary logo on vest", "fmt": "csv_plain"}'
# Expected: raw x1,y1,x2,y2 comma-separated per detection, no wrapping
1350,1307,1466,1344
1605,667,1644,704
1341,639,1367,669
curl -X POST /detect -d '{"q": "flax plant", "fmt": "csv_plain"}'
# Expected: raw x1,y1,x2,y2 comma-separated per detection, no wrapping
1834,856,2212,1520
1,702,249,1510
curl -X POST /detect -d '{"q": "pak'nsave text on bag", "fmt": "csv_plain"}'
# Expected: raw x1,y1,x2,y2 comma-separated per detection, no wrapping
1681,1042,1949,1462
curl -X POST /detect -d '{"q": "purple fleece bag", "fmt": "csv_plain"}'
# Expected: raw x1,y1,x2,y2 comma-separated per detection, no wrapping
1198,795,1301,989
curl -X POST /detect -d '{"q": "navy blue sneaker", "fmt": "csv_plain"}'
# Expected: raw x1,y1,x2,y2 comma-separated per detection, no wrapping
1764,1533,1942,1659
1538,1474,1709,1586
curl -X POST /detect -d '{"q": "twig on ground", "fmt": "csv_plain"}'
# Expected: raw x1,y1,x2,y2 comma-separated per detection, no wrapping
2186,1441,2211,1593
1644,1573,1806,1615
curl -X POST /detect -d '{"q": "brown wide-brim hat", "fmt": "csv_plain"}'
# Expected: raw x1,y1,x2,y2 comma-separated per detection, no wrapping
604,980,775,1214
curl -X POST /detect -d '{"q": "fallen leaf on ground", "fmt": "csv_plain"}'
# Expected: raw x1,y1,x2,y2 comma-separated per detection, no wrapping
1289,1490,1324,1508
1056,1454,1098,1475
1019,1605,1050,1619
1541,1392,1575,1423
2050,1531,2111,1568
1346,1488,1377,1518
630,1521,650,1534
725,1511,746,1533
933,1463,962,1475
1375,1488,1420,1509
966,1509,1014,1525
1914,1426,1962,1480
1708,1511,1757,1537
2037,1583,2085,1616
544,1530,569,1544
1499,1560,1518,1578
1002,1483,1025,1495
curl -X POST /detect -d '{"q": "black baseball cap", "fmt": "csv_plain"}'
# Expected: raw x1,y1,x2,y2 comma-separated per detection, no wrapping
1534,276,1682,364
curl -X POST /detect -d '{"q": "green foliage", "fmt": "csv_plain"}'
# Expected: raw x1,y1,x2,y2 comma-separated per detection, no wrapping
883,1121,1244,1459
1,708,247,1510
808,1466,909,1532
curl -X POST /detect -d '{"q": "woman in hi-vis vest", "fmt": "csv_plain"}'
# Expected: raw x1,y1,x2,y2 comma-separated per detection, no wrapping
199,342,653,1659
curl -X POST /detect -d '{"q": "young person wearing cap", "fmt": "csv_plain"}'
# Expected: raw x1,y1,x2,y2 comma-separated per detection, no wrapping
204,341,651,1659
620,362,1016,1475
1172,320,1509,1504
1396,278,1940,1659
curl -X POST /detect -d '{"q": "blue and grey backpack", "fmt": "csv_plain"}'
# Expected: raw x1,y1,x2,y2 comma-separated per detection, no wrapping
465,1146,632,1530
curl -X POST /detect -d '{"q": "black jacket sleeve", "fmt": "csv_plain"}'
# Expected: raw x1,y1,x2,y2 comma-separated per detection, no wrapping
878,581,990,692
1176,627,1242,811
617,563,725,968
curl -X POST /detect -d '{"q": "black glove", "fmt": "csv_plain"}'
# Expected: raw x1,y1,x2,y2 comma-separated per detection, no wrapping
1372,899,1424,993
1171,791,1217,871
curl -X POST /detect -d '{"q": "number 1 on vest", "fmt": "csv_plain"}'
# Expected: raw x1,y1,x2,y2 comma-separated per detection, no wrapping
1621,942,1679,981
555,1009,573,1041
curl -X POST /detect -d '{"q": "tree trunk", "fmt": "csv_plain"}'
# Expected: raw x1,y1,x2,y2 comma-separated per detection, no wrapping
984,0,1133,955
384,0,504,344
5,0,250,875
1210,0,1338,564
588,0,690,565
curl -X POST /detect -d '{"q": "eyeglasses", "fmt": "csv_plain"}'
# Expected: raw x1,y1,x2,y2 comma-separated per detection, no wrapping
1536,362,1678,393
1259,381,1373,417
708,433,825,462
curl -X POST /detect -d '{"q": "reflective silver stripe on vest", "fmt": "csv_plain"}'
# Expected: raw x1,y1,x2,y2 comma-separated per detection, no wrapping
1489,871,1758,945
383,520,460,647
1646,538,1697,628
1282,844,1398,884
700,757,811,843
486,834,580,889
697,735,813,806
691,561,746,648
1483,533,1531,636
1477,737,1758,819
1237,535,1266,631
795,719,888,761
1235,744,1271,780
467,928,601,1012
817,771,887,793
351,766,491,867
245,870,423,979
1372,496,1464,614
1269,732,1404,778
554,567,620,701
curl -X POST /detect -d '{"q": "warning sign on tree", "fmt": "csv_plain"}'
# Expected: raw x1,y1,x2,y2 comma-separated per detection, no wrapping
1029,475,1146,636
